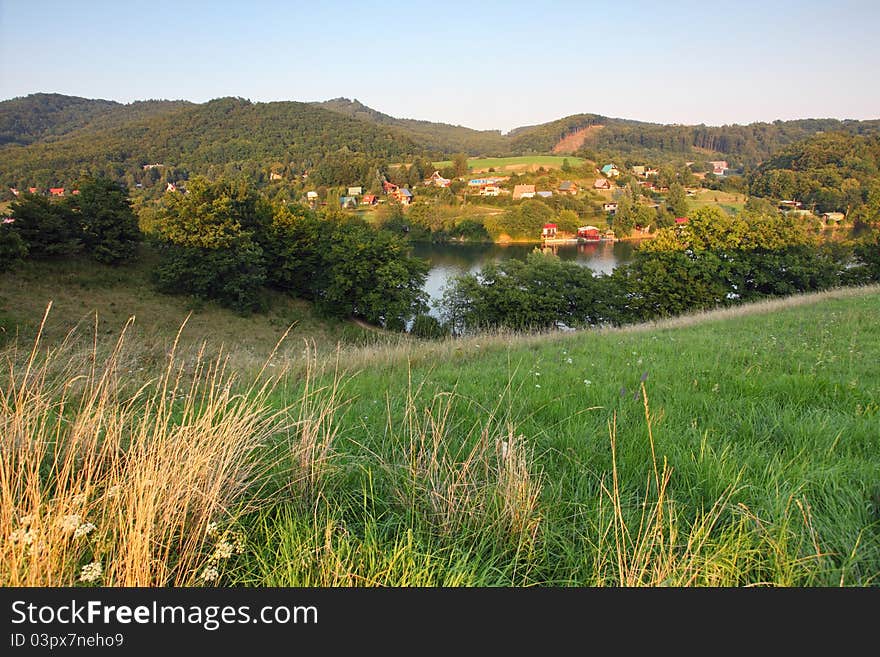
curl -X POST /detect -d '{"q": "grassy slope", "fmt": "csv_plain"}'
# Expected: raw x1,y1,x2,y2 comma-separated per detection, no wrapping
0,250,384,366
242,286,880,586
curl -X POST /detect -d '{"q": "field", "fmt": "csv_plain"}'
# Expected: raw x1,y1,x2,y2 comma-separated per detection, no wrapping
688,189,747,214
0,249,383,363
432,155,586,174
3,277,879,587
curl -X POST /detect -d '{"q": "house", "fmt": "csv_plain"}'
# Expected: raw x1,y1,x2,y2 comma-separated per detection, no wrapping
425,171,451,188
541,223,557,239
28,187,38,194
631,165,646,177
512,184,536,200
9,187,19,196
480,185,501,197
593,178,611,190
340,196,358,209
142,163,163,170
709,160,728,175
577,225,601,241
2,217,14,224
675,217,689,224
49,188,64,197
600,164,620,177
269,172,283,181
822,211,845,223
558,181,578,195
306,191,319,201
71,189,80,195
166,182,177,192
390,188,413,205
361,194,378,205
348,186,363,196
779,200,802,210
603,202,618,214
536,191,553,198
382,180,399,194
645,167,659,177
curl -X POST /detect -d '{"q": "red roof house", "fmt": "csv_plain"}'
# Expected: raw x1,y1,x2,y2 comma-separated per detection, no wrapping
675,217,689,224
49,188,65,197
541,223,558,238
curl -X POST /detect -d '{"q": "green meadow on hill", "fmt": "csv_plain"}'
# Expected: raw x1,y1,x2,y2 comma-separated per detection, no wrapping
3,283,878,586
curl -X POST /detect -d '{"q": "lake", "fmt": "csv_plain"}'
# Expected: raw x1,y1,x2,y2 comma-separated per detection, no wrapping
410,240,640,316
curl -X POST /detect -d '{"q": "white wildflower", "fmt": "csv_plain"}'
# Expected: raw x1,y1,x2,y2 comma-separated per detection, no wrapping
583,379,591,386
500,441,509,460
565,357,573,364
10,528,36,545
74,522,96,539
201,566,219,583
72,493,88,505
206,521,219,538
79,561,102,583
19,514,35,527
58,514,82,533
535,383,541,388
214,540,234,560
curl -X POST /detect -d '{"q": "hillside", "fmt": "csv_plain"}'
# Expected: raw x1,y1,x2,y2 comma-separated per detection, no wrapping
2,93,879,190
0,96,421,189
313,97,511,156
0,92,191,146
4,268,879,586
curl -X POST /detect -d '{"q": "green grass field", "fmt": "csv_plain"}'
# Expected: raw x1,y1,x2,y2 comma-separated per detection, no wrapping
4,279,879,587
688,189,747,214
432,155,586,173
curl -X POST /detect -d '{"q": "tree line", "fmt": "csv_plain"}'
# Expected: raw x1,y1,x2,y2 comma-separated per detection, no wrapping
2,176,430,330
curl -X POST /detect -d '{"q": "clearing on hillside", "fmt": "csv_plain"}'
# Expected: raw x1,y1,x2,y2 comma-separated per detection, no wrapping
552,124,605,154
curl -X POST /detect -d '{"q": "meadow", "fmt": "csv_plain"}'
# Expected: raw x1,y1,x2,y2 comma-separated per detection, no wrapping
431,155,586,173
3,282,878,587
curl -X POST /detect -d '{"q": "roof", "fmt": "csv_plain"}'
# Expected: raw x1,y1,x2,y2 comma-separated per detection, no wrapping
536,191,553,198
399,188,413,197
558,181,575,190
675,217,689,224
543,223,557,228
513,184,535,194
306,191,318,198
579,225,600,231
593,178,610,188
601,164,616,173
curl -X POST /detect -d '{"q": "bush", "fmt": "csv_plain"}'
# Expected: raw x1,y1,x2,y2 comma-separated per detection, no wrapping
152,240,268,314
0,223,27,271
9,193,79,257
410,313,448,339
71,177,142,265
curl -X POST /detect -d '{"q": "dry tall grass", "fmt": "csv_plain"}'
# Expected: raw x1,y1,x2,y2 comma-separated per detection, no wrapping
1,304,293,586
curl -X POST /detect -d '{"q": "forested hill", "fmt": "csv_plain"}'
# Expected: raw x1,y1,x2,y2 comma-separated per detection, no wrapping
0,93,192,146
2,92,879,189
583,117,880,166
748,131,880,215
312,97,511,156
0,96,422,188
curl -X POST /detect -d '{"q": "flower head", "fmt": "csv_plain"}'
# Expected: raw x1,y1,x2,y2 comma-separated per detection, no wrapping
79,561,102,583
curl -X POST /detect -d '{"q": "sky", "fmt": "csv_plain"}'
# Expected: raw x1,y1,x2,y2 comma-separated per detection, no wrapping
1,0,878,133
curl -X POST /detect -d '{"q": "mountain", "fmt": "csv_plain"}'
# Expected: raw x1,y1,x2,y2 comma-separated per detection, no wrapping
0,92,191,146
0,95,421,189
2,93,879,190
312,97,510,156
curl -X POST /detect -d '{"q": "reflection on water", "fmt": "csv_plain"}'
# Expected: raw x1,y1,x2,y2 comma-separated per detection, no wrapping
410,240,638,315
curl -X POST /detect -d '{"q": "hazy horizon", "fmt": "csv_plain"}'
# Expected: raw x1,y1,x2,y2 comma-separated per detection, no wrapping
1,0,879,133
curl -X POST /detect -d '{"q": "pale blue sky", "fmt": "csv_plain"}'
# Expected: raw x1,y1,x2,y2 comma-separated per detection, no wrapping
1,0,878,132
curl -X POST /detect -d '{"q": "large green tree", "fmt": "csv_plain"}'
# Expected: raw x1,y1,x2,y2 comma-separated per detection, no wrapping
69,176,141,264
9,192,79,257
